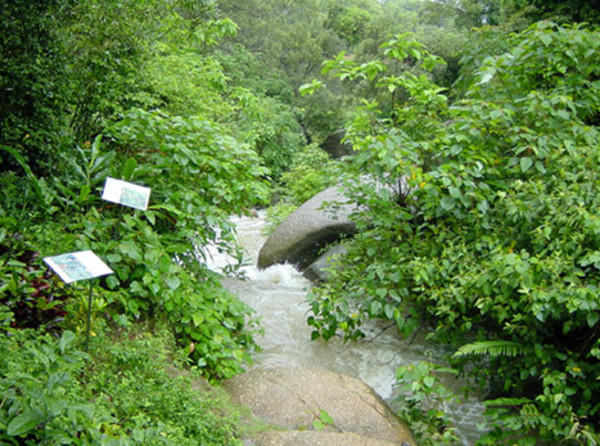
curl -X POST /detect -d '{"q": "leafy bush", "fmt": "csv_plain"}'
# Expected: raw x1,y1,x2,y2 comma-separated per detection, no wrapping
1,104,268,381
264,144,341,233
68,109,268,380
0,240,67,331
0,0,71,173
226,92,307,181
0,329,104,444
307,23,600,443
280,144,340,206
84,326,246,445
393,362,461,445
0,324,247,445
0,3,272,439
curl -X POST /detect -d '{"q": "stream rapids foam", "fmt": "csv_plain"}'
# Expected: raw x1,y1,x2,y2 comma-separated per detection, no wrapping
204,212,485,445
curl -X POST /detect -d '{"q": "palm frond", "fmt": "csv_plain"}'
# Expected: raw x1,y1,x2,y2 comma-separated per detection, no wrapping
453,340,530,358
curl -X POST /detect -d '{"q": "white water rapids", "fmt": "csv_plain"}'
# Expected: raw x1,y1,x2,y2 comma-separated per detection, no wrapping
206,211,486,445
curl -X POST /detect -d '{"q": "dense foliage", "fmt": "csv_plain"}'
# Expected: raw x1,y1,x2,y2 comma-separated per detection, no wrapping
1,0,271,442
307,22,600,443
0,0,70,171
0,322,248,444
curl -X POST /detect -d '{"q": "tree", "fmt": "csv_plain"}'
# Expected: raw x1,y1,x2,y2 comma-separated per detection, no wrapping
529,0,600,24
1,0,271,384
307,23,600,443
63,0,227,141
216,0,352,143
0,0,70,173
420,0,504,28
325,1,376,45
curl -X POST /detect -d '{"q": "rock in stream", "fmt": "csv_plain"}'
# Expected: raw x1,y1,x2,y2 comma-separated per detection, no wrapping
223,366,417,446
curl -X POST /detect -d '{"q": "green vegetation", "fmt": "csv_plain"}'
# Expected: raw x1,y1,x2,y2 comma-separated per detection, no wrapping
2,0,600,443
265,143,341,233
0,321,250,444
1,0,270,442
307,19,600,446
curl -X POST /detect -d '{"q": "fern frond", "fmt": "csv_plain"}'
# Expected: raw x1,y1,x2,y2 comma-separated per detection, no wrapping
453,340,530,358
483,397,533,407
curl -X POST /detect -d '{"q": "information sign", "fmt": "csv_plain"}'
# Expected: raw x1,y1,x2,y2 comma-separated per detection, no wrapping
102,177,151,210
44,250,113,284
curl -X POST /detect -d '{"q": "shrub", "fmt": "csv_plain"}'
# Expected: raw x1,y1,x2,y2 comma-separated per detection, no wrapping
307,23,600,443
265,144,341,232
0,324,247,445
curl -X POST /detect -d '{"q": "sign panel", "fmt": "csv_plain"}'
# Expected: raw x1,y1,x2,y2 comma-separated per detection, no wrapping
102,177,151,211
44,250,113,284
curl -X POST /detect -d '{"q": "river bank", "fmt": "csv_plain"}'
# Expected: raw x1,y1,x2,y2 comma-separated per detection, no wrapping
207,212,486,445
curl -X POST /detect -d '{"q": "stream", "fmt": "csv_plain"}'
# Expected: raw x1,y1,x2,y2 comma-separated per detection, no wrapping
206,211,485,445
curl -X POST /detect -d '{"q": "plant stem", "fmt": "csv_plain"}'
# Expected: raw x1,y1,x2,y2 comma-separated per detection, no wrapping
85,280,93,352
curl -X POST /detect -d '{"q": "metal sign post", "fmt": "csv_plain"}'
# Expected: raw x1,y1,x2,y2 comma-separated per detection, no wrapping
44,250,113,351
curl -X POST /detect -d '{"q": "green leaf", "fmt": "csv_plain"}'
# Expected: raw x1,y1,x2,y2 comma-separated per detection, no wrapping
165,276,181,290
0,144,47,205
587,312,599,328
45,395,67,417
7,410,45,436
47,372,68,392
148,204,182,215
123,157,138,180
299,79,324,97
77,185,91,204
535,161,546,173
423,376,435,388
539,32,552,46
145,210,156,226
59,331,76,354
192,313,204,326
454,340,530,357
383,303,395,319
478,66,496,85
520,157,533,173
448,186,461,199
484,397,532,407
119,241,142,262
106,253,122,263
477,199,489,214
106,275,120,289
313,420,325,431
440,196,456,211
375,288,387,298
370,301,382,316
319,409,334,425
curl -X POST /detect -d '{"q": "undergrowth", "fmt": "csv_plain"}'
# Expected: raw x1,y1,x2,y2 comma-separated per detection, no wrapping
0,319,251,445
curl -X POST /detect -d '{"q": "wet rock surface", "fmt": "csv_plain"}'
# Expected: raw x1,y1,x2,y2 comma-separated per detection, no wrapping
303,243,347,282
257,187,356,270
224,366,417,446
319,129,355,159
252,430,405,446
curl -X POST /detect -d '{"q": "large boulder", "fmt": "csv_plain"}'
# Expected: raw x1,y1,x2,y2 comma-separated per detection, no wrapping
303,243,347,282
258,187,356,269
319,129,354,159
223,367,416,446
254,430,403,446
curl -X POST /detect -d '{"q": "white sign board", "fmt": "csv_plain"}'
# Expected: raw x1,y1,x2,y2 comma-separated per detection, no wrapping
44,250,113,284
102,177,151,210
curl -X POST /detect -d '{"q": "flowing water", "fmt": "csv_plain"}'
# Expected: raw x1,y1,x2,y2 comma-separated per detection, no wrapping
206,211,485,445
